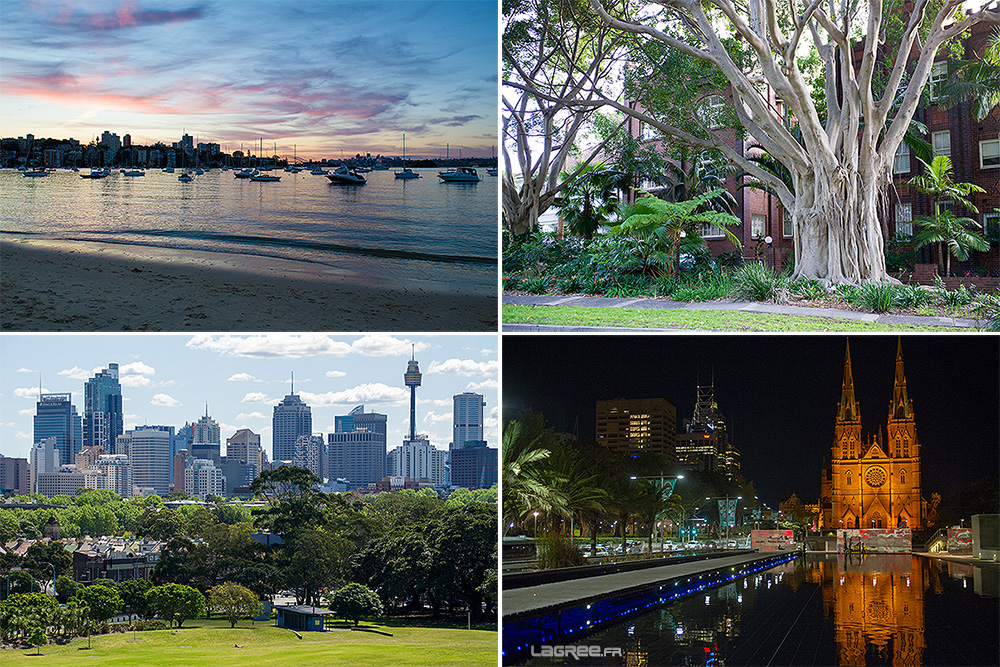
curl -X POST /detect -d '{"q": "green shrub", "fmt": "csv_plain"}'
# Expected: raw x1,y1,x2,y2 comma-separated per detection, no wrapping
854,282,899,313
671,271,733,301
520,277,551,295
536,533,585,569
329,583,383,626
126,619,168,632
938,283,976,307
652,275,678,297
789,277,828,300
895,284,934,309
731,262,789,303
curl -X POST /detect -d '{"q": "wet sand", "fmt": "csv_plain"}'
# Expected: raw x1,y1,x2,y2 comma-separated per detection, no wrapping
0,238,497,331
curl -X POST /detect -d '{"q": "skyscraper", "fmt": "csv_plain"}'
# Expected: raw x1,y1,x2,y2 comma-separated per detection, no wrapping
95,454,132,497
190,408,221,465
596,398,677,461
452,392,486,451
119,427,171,496
33,393,83,466
328,406,388,490
293,434,325,479
272,376,312,462
226,429,263,479
84,363,123,454
29,437,58,494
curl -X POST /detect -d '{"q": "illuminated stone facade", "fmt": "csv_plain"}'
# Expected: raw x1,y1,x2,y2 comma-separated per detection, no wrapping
823,340,925,530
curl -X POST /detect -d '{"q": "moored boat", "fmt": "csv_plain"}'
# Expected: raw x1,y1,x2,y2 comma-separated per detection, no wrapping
437,167,481,182
326,165,366,185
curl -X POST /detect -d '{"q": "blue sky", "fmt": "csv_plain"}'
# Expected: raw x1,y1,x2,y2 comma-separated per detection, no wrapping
0,334,498,461
0,0,497,159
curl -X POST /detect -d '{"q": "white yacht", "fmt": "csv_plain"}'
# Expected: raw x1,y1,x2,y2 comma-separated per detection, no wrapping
326,165,366,184
437,167,481,182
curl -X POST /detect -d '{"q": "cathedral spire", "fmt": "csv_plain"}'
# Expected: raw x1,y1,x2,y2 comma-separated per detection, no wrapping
889,336,913,420
838,339,860,422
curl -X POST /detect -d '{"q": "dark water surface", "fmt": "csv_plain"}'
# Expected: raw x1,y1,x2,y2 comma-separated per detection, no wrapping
517,554,999,666
1,167,497,288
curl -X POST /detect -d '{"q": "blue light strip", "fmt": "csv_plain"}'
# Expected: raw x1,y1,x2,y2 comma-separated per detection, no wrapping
502,552,799,662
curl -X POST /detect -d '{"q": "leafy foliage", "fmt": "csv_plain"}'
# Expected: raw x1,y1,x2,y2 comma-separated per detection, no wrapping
146,583,205,628
731,262,790,303
72,584,122,624
329,583,384,626
208,582,263,628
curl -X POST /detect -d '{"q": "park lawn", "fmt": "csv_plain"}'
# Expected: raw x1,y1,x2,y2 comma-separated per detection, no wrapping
2,618,497,667
502,304,961,332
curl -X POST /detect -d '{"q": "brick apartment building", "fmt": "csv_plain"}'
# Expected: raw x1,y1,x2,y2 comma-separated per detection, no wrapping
626,21,999,277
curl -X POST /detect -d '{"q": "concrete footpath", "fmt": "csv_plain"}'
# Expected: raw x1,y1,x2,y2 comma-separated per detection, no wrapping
503,294,981,330
503,551,792,619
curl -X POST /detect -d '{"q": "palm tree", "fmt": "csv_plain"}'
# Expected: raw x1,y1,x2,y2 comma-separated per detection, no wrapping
661,149,736,216
907,155,988,275
502,417,568,532
612,189,742,278
554,164,626,240
938,26,1000,121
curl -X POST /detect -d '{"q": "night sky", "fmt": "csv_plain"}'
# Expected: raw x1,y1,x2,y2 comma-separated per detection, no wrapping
502,335,999,509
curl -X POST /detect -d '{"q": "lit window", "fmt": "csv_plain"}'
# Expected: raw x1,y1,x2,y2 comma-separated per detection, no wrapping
895,203,913,237
930,61,948,101
894,142,910,174
981,139,1000,169
751,214,766,239
933,131,951,158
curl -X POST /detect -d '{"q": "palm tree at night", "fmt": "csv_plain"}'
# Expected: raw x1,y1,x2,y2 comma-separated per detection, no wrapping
502,415,569,533
906,156,988,276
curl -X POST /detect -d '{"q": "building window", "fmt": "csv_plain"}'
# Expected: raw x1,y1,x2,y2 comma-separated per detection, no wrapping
751,214,766,239
697,222,725,239
894,142,910,174
932,131,951,158
902,437,909,458
981,139,1000,169
700,95,727,129
846,471,852,486
984,211,1000,242
900,469,906,484
930,61,948,101
783,216,792,237
641,122,657,141
895,203,913,237
939,200,954,216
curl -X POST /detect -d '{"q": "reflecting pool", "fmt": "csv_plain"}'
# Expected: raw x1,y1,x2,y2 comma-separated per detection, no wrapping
516,554,999,666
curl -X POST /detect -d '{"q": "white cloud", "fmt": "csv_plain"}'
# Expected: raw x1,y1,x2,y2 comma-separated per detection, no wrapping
186,334,354,358
350,336,430,357
16,431,30,439
58,366,94,380
19,408,33,416
430,399,452,407
0,422,15,427
465,379,498,391
120,375,152,388
150,393,181,407
14,387,48,399
422,411,453,425
300,383,408,407
426,359,498,377
236,412,268,420
120,361,155,376
325,370,347,378
228,373,261,382
16,368,36,373
241,392,274,404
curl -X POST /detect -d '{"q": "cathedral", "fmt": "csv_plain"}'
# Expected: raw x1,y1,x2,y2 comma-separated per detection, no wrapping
820,339,926,530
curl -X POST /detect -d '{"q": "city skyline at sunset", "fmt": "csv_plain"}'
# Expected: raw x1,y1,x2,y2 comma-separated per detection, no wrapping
0,1,497,160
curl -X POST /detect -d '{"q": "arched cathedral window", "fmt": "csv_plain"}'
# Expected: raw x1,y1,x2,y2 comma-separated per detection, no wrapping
900,469,906,484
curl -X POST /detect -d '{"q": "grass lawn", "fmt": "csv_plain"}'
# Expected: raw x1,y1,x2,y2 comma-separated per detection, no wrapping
1,618,497,667
503,304,963,332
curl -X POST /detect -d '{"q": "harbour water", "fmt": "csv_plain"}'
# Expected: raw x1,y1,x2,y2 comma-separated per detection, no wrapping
0,168,497,291
516,554,1000,666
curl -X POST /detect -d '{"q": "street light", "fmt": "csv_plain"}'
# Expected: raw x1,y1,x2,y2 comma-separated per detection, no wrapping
629,474,684,556
532,511,539,537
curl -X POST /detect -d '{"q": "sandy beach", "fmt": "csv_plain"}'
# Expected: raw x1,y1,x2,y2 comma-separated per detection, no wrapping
0,238,497,331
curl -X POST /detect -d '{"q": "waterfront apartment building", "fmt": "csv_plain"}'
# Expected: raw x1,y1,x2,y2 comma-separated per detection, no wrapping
596,398,677,461
272,393,312,462
84,364,123,454
119,427,171,497
33,393,83,467
452,392,486,451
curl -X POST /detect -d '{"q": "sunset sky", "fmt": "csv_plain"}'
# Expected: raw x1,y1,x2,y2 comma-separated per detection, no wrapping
0,0,497,160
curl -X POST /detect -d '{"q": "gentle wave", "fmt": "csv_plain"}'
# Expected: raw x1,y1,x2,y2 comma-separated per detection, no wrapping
2,228,496,266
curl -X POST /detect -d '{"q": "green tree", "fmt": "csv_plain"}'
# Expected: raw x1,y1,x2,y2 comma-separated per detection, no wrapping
939,26,1000,121
907,156,989,276
502,415,568,531
54,576,79,605
135,507,184,541
146,583,204,628
73,584,122,624
250,466,327,536
7,570,39,595
282,529,352,607
207,582,263,628
329,583,383,626
118,579,152,621
426,502,495,621
612,189,742,278
554,164,625,240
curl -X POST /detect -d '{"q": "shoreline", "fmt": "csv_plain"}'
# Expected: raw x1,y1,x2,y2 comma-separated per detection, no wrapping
1,237,497,331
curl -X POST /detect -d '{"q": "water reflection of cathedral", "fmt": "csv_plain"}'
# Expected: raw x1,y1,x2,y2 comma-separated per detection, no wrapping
810,555,925,666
